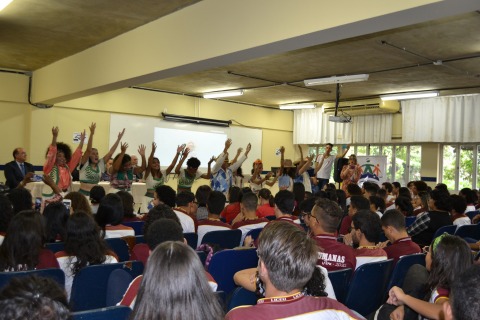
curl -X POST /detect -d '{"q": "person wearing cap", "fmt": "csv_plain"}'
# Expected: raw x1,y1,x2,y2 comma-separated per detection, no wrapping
249,159,277,194
210,139,251,196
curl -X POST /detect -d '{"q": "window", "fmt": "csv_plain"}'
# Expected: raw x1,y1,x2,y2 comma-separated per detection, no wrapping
409,146,422,182
441,144,479,191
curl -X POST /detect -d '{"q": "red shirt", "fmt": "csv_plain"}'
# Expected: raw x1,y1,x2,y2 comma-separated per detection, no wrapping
220,203,241,224
313,234,356,271
383,237,422,265
256,203,275,218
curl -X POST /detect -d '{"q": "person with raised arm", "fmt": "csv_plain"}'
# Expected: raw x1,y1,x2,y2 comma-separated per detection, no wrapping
314,143,350,190
249,159,278,194
211,139,251,195
174,148,214,193
42,126,85,199
109,142,146,193
141,142,185,212
293,145,315,194
78,123,125,196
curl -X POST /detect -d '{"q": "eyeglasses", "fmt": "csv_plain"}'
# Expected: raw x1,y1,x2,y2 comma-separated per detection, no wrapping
422,246,430,253
301,212,311,219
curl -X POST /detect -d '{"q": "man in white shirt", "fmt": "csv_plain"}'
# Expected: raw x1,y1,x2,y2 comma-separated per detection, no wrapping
314,143,349,190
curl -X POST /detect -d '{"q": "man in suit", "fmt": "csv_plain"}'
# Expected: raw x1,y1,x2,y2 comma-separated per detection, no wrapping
4,148,35,189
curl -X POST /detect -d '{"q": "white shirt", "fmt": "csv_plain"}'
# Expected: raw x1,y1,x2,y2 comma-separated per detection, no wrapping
316,155,335,179
173,209,196,233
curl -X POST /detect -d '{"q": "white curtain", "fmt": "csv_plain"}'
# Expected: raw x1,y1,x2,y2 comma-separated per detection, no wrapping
293,108,352,144
402,94,480,143
352,114,392,144
293,108,392,144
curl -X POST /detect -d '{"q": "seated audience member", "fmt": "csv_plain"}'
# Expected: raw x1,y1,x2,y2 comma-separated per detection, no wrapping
382,182,396,210
256,188,275,218
0,276,70,320
292,182,306,215
43,202,69,243
345,183,363,207
226,221,362,320
344,210,387,269
459,188,476,212
407,189,452,246
379,209,421,265
298,197,318,229
4,147,35,190
6,187,33,214
174,147,214,193
121,218,219,308
56,211,118,298
335,189,347,213
195,185,211,221
450,194,470,226
308,198,356,271
129,241,224,319
89,185,105,214
117,190,141,222
434,183,449,194
95,193,134,238
270,190,301,225
412,191,429,216
197,191,232,247
387,234,472,320
174,191,198,221
362,181,380,198
43,127,85,198
64,191,92,214
131,204,181,265
339,195,370,235
398,187,412,200
395,196,414,217
220,186,242,224
151,185,195,233
369,195,386,218
0,195,14,245
411,180,428,196
232,192,269,245
0,210,59,271
443,265,480,320
391,182,401,198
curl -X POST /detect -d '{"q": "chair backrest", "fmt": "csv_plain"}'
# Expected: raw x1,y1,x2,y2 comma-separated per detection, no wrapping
45,242,65,253
386,253,426,294
105,269,133,307
405,216,416,227
201,229,242,249
196,250,207,266
466,210,479,223
0,268,65,291
183,232,199,249
71,305,131,320
433,224,457,239
244,227,263,241
105,238,130,262
70,261,144,311
122,221,145,235
454,224,480,240
134,235,145,244
327,268,353,304
207,248,258,296
227,287,258,311
344,259,394,317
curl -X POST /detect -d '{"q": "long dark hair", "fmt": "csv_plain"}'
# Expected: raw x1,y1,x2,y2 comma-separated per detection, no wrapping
0,210,46,271
43,202,69,243
64,211,109,275
0,195,14,233
95,193,124,235
131,241,224,320
258,188,274,207
427,234,472,292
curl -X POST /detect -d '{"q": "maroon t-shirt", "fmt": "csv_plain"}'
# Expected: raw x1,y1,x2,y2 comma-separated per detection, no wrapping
384,237,422,265
313,234,356,271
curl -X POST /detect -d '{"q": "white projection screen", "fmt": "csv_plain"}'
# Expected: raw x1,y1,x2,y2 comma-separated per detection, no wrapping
109,114,262,171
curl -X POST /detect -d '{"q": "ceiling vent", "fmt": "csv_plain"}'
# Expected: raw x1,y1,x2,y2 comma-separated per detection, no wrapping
322,99,399,115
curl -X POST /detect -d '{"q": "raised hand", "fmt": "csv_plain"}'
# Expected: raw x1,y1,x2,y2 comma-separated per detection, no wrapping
120,142,128,153
208,156,215,165
182,148,190,158
280,146,285,154
138,144,146,156
177,144,185,154
52,126,59,137
151,142,157,154
89,122,96,134
236,148,243,155
225,139,232,149
117,128,125,140
245,143,251,154
79,130,86,143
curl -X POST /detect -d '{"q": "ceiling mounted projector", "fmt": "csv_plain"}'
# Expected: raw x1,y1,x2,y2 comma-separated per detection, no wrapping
329,115,352,123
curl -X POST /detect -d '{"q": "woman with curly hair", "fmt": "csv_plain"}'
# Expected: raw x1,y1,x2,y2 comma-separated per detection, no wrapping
55,211,118,298
42,126,85,199
0,210,59,271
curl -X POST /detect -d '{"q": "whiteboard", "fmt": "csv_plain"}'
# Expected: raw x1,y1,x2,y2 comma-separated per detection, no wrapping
109,114,262,171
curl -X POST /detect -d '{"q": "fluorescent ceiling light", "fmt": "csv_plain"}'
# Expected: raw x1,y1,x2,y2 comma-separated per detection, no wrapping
203,89,244,99
0,0,13,11
380,91,439,101
304,74,369,86
279,104,315,110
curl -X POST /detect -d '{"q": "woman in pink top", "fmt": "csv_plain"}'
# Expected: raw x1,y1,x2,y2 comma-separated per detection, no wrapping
43,126,85,198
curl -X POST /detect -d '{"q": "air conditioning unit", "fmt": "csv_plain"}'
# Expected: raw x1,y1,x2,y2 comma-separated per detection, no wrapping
321,99,399,115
